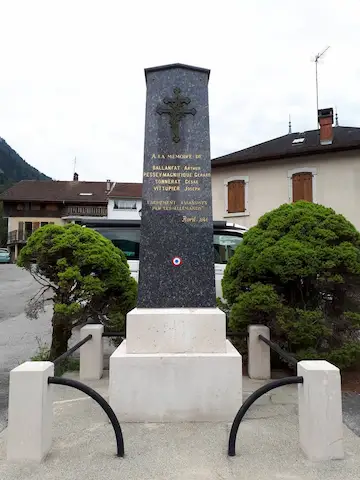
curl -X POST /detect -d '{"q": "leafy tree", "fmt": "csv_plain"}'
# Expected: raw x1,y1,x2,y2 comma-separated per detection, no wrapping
223,201,360,370
17,223,137,360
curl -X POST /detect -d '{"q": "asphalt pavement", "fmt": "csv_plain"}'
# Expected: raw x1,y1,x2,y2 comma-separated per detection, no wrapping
1,373,360,480
0,265,53,432
0,264,112,434
0,263,45,322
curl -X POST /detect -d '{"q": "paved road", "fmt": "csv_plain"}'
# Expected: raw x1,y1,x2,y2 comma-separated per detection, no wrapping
1,392,360,480
0,265,112,434
342,392,360,437
0,264,45,322
0,265,53,432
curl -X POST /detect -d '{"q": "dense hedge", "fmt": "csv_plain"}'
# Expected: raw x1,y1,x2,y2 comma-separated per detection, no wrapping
222,201,360,370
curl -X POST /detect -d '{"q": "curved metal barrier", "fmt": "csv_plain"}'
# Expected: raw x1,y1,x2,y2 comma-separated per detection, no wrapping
48,376,125,457
258,334,298,366
228,376,303,456
52,334,93,367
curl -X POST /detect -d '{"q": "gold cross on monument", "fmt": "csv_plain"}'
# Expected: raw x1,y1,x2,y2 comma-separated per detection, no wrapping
156,87,197,143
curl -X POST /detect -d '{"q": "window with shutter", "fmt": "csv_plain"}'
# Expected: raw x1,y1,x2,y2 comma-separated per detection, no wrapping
292,172,313,202
227,180,245,213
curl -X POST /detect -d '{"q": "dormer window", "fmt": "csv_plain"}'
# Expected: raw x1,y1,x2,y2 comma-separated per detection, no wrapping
292,137,305,144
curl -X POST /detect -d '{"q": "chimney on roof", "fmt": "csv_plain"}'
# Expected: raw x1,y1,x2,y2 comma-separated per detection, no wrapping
73,172,79,181
106,179,111,191
318,108,334,145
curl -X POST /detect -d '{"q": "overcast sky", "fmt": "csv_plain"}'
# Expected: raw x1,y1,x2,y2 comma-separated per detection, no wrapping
0,1,359,183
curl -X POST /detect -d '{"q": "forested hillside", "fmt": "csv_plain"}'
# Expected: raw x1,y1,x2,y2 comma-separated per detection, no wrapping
0,137,51,246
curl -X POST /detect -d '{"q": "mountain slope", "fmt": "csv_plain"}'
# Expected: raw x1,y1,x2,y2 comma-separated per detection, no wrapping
0,137,51,193
0,136,51,246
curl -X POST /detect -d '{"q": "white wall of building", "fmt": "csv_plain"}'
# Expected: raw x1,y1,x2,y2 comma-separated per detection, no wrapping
107,198,142,220
211,150,360,230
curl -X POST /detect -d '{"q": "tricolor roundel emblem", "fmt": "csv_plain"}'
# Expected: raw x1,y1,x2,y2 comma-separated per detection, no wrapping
172,256,182,267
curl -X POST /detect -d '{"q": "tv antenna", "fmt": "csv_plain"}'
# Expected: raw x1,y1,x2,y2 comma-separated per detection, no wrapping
314,46,330,128
73,156,77,175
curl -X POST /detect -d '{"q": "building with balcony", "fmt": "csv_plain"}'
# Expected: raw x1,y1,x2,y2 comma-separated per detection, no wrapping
0,174,142,260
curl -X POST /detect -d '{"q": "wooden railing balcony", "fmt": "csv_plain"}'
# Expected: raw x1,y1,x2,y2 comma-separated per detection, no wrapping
62,205,107,217
8,229,31,244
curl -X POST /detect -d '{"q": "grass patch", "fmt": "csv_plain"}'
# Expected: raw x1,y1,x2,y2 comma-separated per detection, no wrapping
29,337,80,376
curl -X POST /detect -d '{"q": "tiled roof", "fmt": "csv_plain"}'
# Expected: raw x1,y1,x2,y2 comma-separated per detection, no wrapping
0,180,109,203
0,180,143,203
212,126,360,168
109,182,142,198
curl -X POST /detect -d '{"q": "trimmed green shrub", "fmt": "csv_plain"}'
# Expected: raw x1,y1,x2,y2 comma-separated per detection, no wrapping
18,223,137,360
223,201,360,370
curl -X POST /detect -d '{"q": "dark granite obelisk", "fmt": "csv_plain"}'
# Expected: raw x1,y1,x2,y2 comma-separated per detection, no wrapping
137,63,216,308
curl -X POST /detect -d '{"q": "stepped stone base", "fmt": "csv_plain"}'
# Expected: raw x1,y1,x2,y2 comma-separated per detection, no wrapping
109,339,242,422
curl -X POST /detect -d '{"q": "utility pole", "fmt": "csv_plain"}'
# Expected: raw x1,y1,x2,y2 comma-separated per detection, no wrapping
314,46,330,128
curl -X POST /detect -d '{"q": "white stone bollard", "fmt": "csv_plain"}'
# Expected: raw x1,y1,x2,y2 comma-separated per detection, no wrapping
80,324,104,380
7,361,54,462
297,360,344,461
248,325,271,380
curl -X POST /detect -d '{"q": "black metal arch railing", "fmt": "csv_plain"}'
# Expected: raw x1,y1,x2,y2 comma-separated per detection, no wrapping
48,376,125,457
228,376,303,457
258,334,298,367
52,334,93,367
102,331,124,338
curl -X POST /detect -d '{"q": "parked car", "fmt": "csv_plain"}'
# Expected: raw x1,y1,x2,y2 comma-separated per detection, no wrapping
73,219,247,299
0,248,11,264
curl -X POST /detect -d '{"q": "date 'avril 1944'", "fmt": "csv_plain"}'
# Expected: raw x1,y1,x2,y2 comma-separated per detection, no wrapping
182,216,209,223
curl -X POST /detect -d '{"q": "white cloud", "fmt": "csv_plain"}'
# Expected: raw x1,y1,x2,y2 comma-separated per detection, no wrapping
0,0,359,182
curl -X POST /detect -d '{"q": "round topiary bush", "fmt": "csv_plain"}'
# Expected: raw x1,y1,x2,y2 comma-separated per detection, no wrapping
18,223,137,359
223,201,360,370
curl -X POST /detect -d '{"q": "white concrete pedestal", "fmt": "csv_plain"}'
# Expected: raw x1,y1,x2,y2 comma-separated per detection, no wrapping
7,362,54,462
297,360,344,461
126,307,226,354
109,308,242,422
